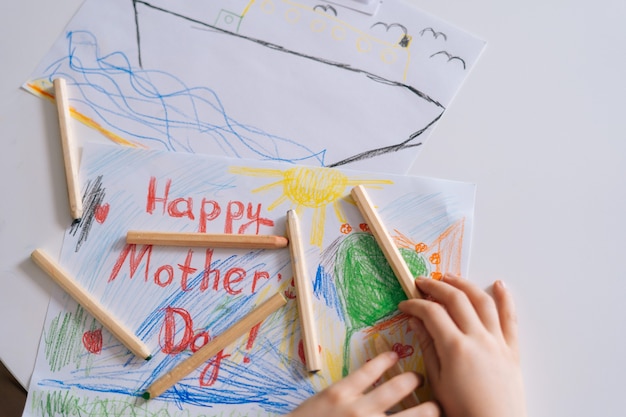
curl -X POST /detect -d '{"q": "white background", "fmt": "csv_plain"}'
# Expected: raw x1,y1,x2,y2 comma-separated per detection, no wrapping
1,1,625,416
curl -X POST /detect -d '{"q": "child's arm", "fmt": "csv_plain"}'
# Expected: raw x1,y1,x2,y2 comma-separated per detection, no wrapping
286,351,441,417
398,274,527,417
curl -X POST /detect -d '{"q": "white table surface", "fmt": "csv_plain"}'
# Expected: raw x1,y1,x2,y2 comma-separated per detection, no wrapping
2,1,625,416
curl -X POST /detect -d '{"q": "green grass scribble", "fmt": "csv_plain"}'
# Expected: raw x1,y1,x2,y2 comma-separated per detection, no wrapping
44,304,98,373
30,389,276,417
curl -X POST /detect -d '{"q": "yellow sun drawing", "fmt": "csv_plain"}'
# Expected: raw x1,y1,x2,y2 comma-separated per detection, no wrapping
229,166,393,246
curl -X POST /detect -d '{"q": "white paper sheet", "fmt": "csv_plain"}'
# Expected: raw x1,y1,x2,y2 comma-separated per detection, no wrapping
23,141,475,416
24,0,484,173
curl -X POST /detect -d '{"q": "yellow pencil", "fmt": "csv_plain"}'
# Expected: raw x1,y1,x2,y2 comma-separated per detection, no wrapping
126,230,288,249
351,185,421,299
53,77,83,220
31,249,152,360
143,292,287,399
285,209,322,372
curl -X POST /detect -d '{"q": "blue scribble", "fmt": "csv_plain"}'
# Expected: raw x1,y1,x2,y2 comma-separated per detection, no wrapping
42,30,327,165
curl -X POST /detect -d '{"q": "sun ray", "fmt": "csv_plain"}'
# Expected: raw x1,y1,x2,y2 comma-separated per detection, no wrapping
311,206,327,246
229,166,286,178
267,194,290,211
250,179,285,194
229,165,392,246
333,199,347,224
345,178,394,187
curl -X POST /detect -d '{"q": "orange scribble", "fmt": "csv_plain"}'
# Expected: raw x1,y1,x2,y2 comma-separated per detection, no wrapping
26,82,144,149
393,218,466,278
431,271,443,280
364,313,410,335
359,223,370,232
429,253,441,265
340,223,352,234
414,242,427,253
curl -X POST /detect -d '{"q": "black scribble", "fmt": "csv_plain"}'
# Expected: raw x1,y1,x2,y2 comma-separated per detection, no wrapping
327,112,442,167
133,1,445,167
69,175,106,252
371,22,408,35
420,27,447,41
398,35,410,47
429,51,466,70
132,0,143,67
371,22,410,48
313,4,337,16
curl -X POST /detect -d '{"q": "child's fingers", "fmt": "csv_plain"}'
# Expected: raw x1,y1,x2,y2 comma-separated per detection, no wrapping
394,400,441,417
359,371,421,414
492,280,520,354
413,277,483,334
398,298,462,350
407,318,440,386
328,351,399,397
439,273,502,335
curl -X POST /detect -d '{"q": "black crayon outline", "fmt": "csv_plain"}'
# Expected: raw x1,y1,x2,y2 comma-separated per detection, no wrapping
131,0,446,167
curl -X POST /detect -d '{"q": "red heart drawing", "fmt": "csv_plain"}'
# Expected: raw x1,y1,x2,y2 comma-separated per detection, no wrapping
94,203,110,224
392,342,414,359
83,329,103,354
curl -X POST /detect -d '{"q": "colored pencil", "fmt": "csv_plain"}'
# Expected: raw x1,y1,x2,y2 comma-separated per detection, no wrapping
126,231,288,249
142,292,287,399
351,185,421,299
31,249,152,360
285,209,322,372
53,77,83,220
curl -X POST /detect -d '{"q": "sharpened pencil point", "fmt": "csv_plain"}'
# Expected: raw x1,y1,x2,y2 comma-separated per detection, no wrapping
145,355,152,361
142,391,150,400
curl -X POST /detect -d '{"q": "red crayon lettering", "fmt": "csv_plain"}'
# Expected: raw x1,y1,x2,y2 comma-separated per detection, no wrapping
168,197,195,220
251,271,270,294
178,249,197,291
200,249,220,292
225,201,244,234
239,203,274,234
146,177,171,215
160,307,194,354
199,350,231,387
109,245,272,295
108,244,153,283
190,331,210,353
154,264,174,287
224,202,274,234
223,268,245,295
199,199,221,233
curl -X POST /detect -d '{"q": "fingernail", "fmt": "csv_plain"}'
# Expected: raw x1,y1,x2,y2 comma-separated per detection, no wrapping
443,272,459,280
414,277,428,287
495,279,506,289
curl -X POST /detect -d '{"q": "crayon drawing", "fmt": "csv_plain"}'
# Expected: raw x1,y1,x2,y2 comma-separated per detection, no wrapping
23,142,475,416
24,0,485,173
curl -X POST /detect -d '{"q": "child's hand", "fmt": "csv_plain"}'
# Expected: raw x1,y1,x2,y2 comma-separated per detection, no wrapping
286,351,441,417
399,274,527,417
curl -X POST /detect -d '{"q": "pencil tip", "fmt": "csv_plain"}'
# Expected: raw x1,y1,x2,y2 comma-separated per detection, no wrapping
142,392,150,400
145,355,152,361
